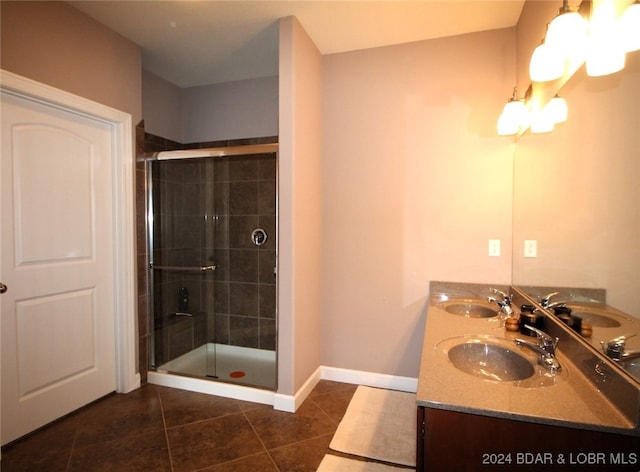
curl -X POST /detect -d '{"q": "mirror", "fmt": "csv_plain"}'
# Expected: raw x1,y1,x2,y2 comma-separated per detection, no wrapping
512,0,640,382
512,10,640,381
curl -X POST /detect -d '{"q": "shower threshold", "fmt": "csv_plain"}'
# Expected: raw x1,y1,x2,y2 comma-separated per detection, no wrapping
156,343,276,390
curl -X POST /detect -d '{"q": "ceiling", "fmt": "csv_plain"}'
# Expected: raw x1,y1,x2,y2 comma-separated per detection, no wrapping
68,1,525,88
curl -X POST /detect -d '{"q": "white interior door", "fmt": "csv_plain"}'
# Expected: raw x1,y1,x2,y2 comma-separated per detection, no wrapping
1,89,117,444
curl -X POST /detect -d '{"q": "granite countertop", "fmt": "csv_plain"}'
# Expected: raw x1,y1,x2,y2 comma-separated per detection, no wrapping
416,290,638,436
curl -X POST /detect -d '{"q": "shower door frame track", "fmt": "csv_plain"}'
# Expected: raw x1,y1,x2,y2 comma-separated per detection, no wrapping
146,142,279,386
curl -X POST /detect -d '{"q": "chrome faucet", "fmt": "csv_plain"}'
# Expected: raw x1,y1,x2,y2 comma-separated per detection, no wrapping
487,288,513,316
515,325,562,373
601,334,639,361
538,291,560,308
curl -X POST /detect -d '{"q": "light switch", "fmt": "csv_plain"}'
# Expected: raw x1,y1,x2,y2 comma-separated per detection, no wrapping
488,239,501,257
524,240,537,258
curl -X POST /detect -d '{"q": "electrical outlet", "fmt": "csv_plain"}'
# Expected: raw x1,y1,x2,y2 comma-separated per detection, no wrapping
488,239,501,257
524,240,537,258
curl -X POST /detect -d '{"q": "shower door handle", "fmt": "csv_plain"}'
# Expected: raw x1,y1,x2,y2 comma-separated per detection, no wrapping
0,283,7,294
150,263,217,273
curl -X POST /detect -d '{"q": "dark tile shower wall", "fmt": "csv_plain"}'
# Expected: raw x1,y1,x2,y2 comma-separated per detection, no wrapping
213,154,277,350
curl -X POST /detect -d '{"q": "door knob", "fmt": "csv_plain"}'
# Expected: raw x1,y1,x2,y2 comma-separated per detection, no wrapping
0,283,7,294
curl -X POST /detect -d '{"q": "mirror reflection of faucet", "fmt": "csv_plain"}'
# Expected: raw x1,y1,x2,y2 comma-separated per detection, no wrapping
601,333,640,361
538,291,559,308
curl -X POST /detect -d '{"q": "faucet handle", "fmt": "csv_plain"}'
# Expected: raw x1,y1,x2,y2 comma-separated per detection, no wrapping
489,288,511,304
614,333,636,342
489,287,507,297
601,333,637,360
487,295,514,316
524,324,558,351
539,291,560,307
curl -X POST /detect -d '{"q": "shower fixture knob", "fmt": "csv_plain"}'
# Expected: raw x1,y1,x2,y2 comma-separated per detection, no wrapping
251,228,268,247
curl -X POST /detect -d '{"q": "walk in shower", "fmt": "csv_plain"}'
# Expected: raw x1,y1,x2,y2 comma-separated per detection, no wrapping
147,144,277,390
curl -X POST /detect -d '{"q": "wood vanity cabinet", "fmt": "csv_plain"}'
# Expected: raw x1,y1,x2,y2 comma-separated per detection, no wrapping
416,406,639,471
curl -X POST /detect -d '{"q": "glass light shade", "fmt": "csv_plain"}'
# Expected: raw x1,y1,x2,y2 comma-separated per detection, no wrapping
547,96,568,123
620,2,640,52
497,98,528,136
502,100,529,126
530,107,555,134
529,43,564,82
586,38,625,76
497,113,519,136
587,2,626,77
546,11,588,51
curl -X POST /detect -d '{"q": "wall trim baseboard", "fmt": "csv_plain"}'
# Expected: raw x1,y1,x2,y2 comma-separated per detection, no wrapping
273,366,322,412
148,366,418,413
272,366,418,412
319,366,418,393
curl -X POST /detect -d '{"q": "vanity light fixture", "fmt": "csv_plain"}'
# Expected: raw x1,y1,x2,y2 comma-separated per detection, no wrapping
620,1,640,52
497,88,528,136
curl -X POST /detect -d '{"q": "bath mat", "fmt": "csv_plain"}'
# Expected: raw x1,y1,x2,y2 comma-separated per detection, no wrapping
329,386,416,467
317,454,411,471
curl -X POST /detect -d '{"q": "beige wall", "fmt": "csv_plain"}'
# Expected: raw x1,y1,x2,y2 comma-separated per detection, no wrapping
278,17,324,394
1,1,141,125
321,28,515,377
181,76,278,143
142,70,183,142
142,71,278,144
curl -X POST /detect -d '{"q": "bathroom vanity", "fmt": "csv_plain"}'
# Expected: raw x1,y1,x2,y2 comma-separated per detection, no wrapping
416,282,639,471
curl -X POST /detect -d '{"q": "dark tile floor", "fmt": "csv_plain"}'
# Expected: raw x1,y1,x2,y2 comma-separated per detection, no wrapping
0,380,375,472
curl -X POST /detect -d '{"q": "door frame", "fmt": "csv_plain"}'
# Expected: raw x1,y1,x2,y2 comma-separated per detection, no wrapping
0,70,139,401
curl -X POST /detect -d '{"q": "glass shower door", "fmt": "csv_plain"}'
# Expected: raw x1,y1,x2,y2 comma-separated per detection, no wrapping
148,157,218,378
